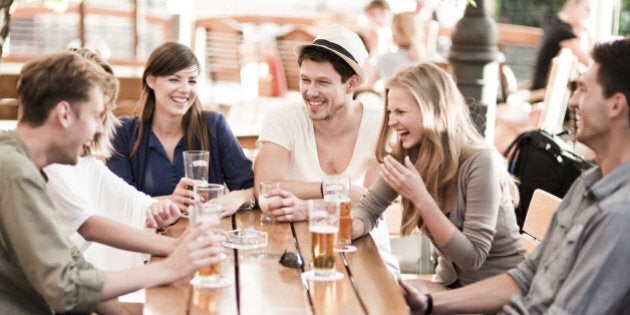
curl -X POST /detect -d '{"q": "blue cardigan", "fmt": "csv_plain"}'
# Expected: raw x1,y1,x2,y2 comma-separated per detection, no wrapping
106,111,253,197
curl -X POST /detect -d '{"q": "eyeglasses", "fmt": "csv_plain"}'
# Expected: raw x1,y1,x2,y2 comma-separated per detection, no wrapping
279,250,304,269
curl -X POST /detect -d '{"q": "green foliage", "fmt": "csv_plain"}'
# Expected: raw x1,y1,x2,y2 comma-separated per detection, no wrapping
496,0,564,27
621,0,630,36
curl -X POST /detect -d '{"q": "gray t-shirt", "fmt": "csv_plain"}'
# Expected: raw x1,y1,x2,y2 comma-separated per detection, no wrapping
507,162,630,314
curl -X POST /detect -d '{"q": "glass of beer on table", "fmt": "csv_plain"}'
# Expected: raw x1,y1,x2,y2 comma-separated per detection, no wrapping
190,182,231,289
258,181,281,224
323,174,356,253
307,199,343,281
183,150,210,216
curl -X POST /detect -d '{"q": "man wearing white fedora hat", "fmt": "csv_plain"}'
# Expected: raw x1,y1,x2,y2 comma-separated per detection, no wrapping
254,24,396,271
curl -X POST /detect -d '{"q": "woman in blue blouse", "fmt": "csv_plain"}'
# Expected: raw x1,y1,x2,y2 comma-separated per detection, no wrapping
107,42,254,215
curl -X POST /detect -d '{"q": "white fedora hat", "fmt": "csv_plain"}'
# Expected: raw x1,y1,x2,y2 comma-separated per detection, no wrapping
294,24,368,85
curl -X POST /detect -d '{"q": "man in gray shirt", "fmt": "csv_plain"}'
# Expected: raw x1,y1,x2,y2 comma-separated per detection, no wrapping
399,38,630,314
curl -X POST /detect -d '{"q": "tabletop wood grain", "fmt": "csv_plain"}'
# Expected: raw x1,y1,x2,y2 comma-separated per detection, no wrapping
145,209,411,315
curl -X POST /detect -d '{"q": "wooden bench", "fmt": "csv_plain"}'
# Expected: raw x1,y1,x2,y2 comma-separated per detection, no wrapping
519,189,561,253
0,72,141,119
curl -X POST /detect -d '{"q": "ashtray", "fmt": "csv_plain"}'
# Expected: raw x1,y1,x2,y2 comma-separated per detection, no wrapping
223,229,268,250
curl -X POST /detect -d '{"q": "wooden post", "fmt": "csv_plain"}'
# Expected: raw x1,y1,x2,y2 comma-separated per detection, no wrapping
79,1,86,47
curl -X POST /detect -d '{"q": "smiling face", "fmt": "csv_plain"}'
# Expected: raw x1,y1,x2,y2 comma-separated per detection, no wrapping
299,59,351,121
386,86,423,149
568,63,610,147
59,86,106,165
146,65,199,117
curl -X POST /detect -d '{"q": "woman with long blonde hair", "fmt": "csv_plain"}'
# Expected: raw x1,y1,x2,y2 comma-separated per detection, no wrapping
352,63,525,287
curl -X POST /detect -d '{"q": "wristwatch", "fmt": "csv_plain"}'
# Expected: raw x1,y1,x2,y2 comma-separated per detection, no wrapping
239,196,256,211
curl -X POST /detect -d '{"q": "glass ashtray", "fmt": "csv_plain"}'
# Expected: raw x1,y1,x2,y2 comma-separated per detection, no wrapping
223,229,268,250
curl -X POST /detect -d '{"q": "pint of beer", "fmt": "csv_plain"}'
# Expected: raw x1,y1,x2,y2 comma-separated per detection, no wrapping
322,175,354,251
190,184,233,288
259,181,281,223
308,199,340,279
336,198,352,248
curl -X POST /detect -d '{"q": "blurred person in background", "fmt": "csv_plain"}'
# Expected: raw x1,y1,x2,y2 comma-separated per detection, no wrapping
531,0,593,90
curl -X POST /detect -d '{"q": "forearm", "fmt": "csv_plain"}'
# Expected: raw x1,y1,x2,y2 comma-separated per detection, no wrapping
432,273,522,314
278,180,322,200
414,196,456,247
79,216,174,256
95,299,131,315
100,260,177,301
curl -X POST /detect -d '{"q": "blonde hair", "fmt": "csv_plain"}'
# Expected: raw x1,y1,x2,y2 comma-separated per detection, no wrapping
375,63,487,235
67,47,121,158
392,12,425,62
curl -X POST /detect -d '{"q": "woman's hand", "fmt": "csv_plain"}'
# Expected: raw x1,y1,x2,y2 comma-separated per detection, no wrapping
381,155,429,206
216,192,244,217
146,199,181,229
266,190,308,222
166,177,198,212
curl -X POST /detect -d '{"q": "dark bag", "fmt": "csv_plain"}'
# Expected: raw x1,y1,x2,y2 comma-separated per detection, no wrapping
504,129,594,230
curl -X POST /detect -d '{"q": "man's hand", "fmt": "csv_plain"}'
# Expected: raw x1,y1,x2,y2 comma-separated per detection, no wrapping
146,200,181,229
398,277,428,315
266,190,308,222
161,223,227,279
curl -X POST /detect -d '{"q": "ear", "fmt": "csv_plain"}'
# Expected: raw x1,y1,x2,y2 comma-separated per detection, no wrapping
609,92,628,120
146,75,156,90
54,101,73,128
345,75,361,94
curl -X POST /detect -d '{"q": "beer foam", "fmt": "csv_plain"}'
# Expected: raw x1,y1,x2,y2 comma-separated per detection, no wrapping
310,225,337,234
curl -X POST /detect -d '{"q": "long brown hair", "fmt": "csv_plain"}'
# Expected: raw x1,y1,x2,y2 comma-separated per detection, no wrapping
130,42,209,157
375,63,487,235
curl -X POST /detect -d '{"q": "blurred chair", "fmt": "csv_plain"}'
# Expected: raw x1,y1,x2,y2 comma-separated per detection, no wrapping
495,48,578,153
0,73,19,120
194,18,245,84
519,189,561,253
113,76,142,116
275,25,317,91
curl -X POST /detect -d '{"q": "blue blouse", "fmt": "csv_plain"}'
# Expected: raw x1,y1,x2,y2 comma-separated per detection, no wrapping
106,111,253,197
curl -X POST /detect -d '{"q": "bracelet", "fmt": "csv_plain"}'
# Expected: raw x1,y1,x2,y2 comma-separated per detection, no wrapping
239,196,256,211
424,294,433,315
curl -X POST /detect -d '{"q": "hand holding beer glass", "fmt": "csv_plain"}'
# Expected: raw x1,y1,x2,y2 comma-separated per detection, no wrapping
323,174,356,253
306,199,343,281
190,183,232,288
258,181,281,224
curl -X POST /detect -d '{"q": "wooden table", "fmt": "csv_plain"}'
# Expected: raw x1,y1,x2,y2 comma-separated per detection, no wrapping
145,210,409,315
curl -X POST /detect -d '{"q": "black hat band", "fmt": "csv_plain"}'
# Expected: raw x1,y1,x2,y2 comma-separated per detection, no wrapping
312,39,357,64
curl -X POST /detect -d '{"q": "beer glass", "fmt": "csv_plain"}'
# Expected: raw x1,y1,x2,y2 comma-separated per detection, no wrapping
323,174,356,253
258,181,280,224
308,199,343,281
190,183,232,288
183,150,210,217
183,150,210,185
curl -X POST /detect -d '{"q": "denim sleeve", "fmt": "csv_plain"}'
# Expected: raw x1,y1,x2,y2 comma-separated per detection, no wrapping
106,116,137,187
211,113,254,190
